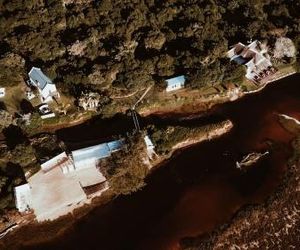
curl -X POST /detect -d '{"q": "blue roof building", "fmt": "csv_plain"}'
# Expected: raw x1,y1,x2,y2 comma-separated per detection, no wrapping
166,75,185,92
28,67,59,103
107,140,124,152
28,67,52,90
71,140,124,170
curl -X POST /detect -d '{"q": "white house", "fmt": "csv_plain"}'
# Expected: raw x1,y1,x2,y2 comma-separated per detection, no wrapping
227,41,273,83
166,75,186,92
14,183,32,213
0,88,5,98
28,67,60,103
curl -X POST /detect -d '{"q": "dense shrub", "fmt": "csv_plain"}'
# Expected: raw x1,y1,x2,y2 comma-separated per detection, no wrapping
100,134,149,195
0,0,299,96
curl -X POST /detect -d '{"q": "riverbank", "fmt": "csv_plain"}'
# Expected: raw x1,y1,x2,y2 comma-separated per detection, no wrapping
0,70,296,247
139,64,297,117
0,70,295,241
181,114,300,250
0,118,234,247
0,69,299,250
149,119,233,172
172,120,233,150
8,64,295,138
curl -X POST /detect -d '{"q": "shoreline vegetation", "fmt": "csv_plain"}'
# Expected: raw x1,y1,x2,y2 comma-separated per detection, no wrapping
181,114,300,250
0,72,296,248
0,46,297,249
1,0,300,136
1,63,295,137
0,71,294,245
0,0,300,247
0,119,233,248
139,64,297,117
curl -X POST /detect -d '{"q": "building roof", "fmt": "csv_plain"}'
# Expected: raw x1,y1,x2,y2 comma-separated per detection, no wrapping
72,140,124,169
144,135,154,149
232,55,251,65
229,40,266,66
234,42,246,55
166,75,186,87
14,183,31,212
28,67,52,90
28,168,87,222
248,40,259,50
107,140,124,152
72,144,111,164
70,167,107,188
41,152,69,172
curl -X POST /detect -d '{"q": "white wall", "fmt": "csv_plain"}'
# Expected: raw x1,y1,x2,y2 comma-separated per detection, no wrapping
40,83,58,103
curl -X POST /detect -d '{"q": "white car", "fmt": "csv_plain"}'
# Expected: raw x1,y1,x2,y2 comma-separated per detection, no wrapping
0,88,5,98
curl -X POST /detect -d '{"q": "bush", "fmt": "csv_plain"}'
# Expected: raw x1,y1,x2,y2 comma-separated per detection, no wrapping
100,134,149,195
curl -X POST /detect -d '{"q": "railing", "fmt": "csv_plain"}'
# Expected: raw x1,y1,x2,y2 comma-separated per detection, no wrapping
131,109,141,131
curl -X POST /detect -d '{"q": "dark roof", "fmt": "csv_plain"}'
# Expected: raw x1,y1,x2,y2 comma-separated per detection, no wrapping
232,55,251,65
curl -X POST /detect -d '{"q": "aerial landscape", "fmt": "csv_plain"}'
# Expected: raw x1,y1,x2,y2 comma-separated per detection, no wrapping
0,0,300,249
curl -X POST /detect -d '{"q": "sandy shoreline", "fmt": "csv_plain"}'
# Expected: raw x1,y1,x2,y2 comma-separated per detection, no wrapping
140,68,297,117
0,120,234,240
172,120,233,150
181,114,300,249
279,114,300,126
0,71,297,242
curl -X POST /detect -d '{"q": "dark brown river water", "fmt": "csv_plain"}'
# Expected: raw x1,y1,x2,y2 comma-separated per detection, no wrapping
6,74,300,250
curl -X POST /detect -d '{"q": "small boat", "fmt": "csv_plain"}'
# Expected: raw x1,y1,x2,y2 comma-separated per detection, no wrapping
236,151,269,170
